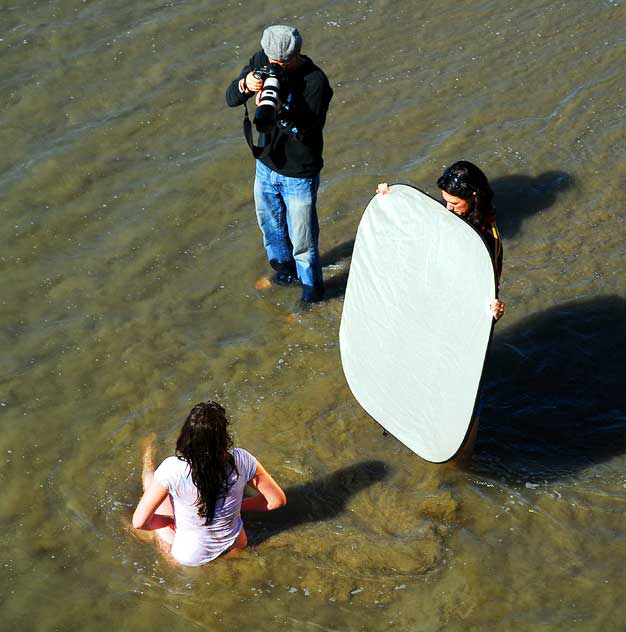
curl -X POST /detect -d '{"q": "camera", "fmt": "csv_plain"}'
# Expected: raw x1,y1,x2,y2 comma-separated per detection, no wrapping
252,63,287,133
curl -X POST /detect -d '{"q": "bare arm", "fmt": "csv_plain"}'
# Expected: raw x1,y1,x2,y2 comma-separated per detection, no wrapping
241,461,286,512
132,478,173,530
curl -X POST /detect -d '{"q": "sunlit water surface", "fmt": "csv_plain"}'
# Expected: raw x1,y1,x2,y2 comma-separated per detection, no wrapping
2,0,626,630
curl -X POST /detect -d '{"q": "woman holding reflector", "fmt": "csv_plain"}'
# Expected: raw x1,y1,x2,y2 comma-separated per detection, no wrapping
377,160,505,320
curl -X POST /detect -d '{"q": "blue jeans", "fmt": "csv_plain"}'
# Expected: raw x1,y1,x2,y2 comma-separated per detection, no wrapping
253,160,324,301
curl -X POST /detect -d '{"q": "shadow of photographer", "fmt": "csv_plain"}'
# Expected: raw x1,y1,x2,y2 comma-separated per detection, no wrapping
477,295,626,481
244,459,389,546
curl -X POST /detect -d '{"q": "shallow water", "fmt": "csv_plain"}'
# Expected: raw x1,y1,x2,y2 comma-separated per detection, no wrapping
2,0,626,629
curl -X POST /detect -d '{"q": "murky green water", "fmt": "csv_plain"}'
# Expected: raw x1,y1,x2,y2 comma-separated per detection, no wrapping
2,0,626,629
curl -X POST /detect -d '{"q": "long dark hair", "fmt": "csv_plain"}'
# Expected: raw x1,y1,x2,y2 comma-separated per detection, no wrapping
175,401,238,525
437,160,495,228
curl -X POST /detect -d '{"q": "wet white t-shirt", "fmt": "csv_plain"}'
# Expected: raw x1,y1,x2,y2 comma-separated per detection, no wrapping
154,448,257,566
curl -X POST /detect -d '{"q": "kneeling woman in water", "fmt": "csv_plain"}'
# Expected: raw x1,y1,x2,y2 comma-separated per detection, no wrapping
132,401,286,565
378,160,505,320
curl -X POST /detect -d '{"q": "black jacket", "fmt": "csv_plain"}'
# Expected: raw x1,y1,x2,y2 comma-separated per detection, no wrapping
226,51,333,178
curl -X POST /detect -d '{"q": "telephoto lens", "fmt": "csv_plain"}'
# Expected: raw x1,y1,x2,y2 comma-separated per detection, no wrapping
253,65,283,133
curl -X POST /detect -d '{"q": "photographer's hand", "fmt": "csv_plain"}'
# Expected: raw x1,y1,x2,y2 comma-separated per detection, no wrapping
243,71,263,93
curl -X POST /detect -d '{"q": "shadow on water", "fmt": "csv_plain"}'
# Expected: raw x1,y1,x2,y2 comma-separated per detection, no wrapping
491,171,573,239
477,295,626,481
245,460,389,545
321,238,354,300
320,238,355,267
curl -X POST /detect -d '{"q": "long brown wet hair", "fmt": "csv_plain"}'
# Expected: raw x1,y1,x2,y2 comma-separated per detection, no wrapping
175,401,238,525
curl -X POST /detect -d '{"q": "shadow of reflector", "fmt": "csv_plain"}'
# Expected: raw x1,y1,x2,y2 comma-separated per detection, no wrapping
477,295,626,481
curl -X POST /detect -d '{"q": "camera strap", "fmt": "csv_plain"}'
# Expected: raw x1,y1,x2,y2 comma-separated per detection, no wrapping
243,100,269,159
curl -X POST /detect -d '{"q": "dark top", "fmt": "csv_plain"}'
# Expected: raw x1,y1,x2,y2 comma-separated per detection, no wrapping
480,217,504,287
225,51,333,178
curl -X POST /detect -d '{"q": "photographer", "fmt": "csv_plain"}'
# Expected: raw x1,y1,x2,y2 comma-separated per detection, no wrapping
226,25,333,303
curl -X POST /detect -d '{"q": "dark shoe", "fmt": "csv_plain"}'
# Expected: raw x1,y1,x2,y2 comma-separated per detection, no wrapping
270,271,300,287
301,284,325,303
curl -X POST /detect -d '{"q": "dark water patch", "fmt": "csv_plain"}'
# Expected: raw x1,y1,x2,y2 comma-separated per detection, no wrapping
476,295,626,481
